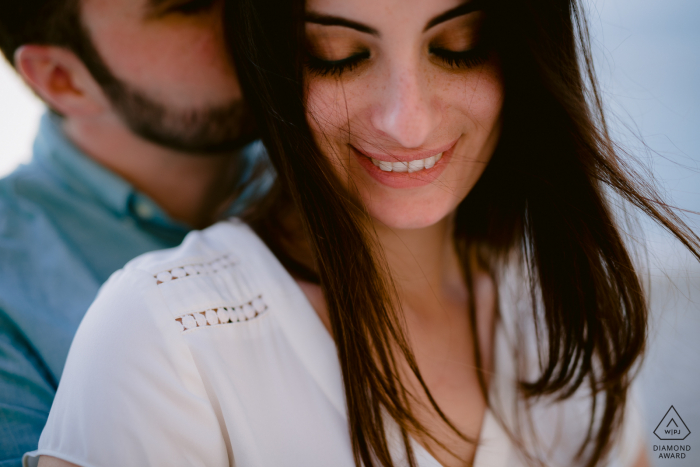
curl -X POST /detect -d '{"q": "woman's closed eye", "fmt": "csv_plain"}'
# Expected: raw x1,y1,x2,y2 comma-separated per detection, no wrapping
427,10,488,70
429,45,489,70
305,50,371,77
306,46,487,77
161,0,217,15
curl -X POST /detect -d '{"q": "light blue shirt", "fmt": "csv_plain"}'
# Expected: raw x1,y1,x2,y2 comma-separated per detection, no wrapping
0,112,271,465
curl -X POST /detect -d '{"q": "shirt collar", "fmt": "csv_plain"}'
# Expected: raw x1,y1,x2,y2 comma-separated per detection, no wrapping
33,112,134,216
32,112,189,231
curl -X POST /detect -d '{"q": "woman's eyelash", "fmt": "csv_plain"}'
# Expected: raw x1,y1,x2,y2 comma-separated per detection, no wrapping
430,46,488,69
304,46,487,77
305,51,371,77
168,0,216,15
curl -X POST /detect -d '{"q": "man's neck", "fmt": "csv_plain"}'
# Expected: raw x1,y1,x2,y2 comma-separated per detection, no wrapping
63,115,243,229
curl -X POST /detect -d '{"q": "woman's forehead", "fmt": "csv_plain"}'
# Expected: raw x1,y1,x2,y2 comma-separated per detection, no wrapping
305,0,473,33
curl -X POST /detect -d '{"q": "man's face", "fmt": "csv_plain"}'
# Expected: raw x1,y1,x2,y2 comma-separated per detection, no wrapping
80,0,255,153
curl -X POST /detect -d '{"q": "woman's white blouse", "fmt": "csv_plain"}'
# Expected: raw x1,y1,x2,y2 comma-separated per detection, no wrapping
24,221,644,467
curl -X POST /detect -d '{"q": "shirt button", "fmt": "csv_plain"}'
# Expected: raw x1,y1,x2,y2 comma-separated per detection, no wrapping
134,201,154,219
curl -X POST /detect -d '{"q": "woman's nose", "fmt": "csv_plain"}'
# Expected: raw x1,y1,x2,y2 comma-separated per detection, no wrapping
370,65,440,148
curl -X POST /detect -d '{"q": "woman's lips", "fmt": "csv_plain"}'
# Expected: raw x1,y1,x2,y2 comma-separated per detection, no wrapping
351,140,457,189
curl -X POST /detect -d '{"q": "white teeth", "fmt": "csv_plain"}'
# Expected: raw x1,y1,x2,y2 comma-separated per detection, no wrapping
408,159,424,173
379,161,393,172
370,151,444,173
392,161,409,172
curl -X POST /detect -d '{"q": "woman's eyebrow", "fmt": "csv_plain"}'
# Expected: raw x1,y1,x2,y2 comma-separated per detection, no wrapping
305,13,380,36
424,0,482,31
305,1,481,36
143,0,180,18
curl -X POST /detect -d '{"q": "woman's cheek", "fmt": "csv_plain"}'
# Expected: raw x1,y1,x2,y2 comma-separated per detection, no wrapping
305,79,359,177
306,80,346,134
459,63,504,127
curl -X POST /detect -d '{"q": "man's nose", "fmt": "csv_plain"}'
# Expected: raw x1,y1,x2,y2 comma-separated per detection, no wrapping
369,65,440,149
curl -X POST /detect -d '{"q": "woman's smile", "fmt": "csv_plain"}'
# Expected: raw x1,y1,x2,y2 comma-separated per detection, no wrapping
350,138,458,189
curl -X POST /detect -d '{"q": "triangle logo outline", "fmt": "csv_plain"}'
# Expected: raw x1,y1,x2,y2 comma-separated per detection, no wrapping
654,406,691,441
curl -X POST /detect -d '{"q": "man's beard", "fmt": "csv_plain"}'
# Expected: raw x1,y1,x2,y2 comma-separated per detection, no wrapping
102,83,258,154
74,24,257,154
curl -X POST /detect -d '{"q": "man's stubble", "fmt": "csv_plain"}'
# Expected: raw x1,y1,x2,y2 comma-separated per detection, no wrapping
74,18,257,155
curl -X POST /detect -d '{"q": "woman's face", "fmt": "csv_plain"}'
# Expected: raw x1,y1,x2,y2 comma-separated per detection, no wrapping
305,0,504,230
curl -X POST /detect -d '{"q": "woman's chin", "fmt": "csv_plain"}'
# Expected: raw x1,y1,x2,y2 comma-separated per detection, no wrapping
366,203,453,231
359,186,462,231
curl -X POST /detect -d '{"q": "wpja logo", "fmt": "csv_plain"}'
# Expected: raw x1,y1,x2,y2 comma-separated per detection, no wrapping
653,406,691,460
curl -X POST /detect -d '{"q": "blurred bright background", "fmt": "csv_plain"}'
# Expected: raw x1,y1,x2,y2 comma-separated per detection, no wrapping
0,0,698,463
587,2,700,464
0,58,42,175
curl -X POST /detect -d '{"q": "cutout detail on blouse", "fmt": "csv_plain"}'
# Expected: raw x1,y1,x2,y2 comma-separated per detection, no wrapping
154,254,238,284
175,295,268,331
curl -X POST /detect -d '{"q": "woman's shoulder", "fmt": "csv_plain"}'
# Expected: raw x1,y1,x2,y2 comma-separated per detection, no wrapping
87,219,280,336
32,221,271,466
124,218,268,278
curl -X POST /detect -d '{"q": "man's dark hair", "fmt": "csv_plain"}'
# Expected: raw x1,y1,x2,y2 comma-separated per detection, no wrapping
0,0,116,89
0,0,81,66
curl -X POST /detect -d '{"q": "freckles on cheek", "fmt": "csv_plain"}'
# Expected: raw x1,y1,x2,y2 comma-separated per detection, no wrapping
305,79,375,183
305,80,350,141
464,66,504,119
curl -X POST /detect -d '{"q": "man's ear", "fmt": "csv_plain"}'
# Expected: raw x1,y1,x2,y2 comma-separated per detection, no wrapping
14,45,111,117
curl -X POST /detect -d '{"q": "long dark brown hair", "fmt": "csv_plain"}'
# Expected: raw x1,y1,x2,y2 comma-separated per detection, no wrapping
226,0,700,465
